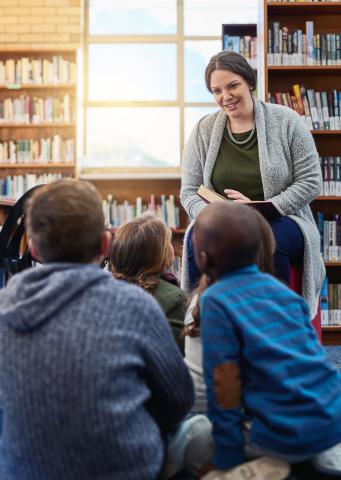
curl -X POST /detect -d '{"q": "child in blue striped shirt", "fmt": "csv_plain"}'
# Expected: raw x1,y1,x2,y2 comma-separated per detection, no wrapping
194,201,341,476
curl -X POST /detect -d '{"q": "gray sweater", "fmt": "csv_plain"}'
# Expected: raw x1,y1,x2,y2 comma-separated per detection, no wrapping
0,263,194,480
180,98,325,317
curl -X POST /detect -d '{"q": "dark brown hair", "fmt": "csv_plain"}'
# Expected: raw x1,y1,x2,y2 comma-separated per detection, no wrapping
110,213,172,293
205,50,256,93
25,179,105,263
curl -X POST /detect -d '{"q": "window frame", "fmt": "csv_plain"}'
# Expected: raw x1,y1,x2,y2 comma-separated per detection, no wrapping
83,0,222,176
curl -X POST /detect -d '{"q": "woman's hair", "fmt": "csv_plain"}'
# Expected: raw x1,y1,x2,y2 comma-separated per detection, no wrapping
110,213,172,293
205,50,256,93
183,211,276,337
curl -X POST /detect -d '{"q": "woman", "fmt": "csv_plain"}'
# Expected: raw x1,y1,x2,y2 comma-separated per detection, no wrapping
110,213,187,353
180,50,325,318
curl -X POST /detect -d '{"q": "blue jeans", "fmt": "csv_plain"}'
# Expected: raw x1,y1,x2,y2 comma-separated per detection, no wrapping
187,216,304,289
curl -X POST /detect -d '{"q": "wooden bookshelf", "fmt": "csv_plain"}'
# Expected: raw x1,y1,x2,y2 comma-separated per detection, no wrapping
222,23,258,80
0,49,77,198
260,1,341,344
86,178,188,257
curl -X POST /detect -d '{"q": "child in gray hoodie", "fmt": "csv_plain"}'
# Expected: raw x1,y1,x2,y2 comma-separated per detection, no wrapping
0,179,201,480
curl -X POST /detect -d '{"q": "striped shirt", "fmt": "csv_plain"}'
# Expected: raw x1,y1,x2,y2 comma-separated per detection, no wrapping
201,264,341,469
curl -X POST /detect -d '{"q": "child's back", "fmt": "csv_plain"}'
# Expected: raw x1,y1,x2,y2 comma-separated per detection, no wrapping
0,180,193,480
193,202,341,471
201,266,341,468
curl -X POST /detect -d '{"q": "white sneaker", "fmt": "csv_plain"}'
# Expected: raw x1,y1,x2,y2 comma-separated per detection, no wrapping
161,415,213,480
201,456,290,480
312,442,341,476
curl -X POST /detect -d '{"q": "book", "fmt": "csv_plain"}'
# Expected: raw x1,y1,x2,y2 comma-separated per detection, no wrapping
197,185,281,221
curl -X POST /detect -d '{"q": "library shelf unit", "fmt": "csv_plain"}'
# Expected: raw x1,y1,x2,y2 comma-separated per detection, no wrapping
0,196,15,225
85,177,188,258
222,23,257,53
0,48,77,198
259,1,341,344
222,23,259,88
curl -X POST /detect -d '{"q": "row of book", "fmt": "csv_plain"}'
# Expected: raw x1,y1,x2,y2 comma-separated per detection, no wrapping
268,21,341,66
223,35,257,69
0,173,68,198
0,56,76,86
0,136,75,164
321,279,341,327
320,157,341,197
269,85,341,130
315,212,341,262
103,194,180,230
0,94,74,124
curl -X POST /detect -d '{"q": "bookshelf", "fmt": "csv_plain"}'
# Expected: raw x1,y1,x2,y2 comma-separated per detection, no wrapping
85,178,187,259
0,49,77,199
259,0,341,344
222,23,258,69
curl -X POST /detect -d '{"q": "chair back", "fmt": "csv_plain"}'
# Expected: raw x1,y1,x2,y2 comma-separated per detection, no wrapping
0,185,42,287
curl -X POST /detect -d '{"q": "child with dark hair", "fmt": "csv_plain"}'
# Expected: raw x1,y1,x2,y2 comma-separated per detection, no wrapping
183,209,276,413
0,179,206,480
194,201,341,477
110,213,187,352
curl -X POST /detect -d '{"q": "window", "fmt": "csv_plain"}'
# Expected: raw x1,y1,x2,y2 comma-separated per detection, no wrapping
84,0,257,172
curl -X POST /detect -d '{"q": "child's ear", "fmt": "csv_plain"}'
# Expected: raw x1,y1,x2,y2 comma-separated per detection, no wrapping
101,229,112,258
28,238,42,263
199,250,211,274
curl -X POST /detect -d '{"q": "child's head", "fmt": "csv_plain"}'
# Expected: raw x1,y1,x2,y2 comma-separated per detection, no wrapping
193,202,261,280
26,179,109,264
110,213,174,292
253,209,276,275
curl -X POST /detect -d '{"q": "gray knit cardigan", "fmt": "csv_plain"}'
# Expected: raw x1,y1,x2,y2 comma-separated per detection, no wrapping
180,98,325,318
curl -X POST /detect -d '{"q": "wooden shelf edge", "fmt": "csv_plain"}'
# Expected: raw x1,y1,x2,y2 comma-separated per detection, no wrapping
269,66,341,70
267,1,341,11
0,163,75,168
311,130,341,135
0,84,76,90
313,196,341,201
0,123,75,128
323,326,341,331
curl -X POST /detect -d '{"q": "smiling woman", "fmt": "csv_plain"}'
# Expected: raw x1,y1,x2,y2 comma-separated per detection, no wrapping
180,50,325,320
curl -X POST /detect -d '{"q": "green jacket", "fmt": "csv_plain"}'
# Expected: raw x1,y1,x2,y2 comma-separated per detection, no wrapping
153,279,187,354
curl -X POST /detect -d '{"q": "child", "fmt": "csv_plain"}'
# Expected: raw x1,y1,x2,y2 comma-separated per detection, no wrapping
110,213,187,352
184,209,276,413
0,179,197,480
194,201,341,475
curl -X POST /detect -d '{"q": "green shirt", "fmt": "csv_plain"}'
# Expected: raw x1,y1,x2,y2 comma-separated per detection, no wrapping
211,128,264,201
152,278,187,354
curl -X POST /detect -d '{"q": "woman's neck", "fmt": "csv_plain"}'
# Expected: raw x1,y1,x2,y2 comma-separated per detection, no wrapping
228,109,255,133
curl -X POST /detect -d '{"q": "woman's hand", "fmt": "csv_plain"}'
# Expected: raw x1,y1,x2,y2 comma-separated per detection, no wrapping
224,189,250,203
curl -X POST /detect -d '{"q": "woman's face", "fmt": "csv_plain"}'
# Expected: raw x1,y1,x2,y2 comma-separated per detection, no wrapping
210,69,253,120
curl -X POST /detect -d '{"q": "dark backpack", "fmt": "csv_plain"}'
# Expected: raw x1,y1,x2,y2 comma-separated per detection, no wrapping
0,185,42,287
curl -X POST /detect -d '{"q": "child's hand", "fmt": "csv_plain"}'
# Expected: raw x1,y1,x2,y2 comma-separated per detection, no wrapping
224,189,250,203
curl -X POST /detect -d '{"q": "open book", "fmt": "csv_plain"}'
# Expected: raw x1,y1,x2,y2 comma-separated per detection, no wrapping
197,185,281,221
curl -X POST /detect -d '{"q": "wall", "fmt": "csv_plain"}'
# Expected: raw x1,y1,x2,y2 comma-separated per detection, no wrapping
0,0,82,50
